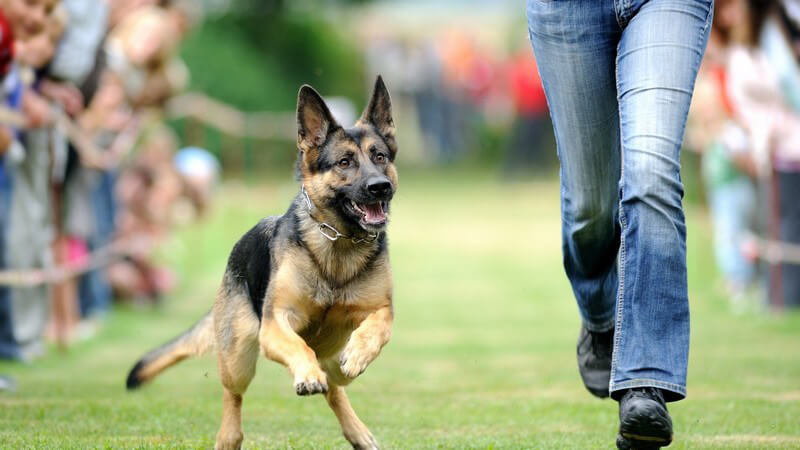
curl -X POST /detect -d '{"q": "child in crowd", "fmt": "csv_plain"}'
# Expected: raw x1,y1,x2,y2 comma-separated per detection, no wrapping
695,0,800,309
0,0,21,367
3,0,67,354
0,0,199,362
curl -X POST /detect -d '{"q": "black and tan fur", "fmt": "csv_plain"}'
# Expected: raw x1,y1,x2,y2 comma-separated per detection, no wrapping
126,77,398,450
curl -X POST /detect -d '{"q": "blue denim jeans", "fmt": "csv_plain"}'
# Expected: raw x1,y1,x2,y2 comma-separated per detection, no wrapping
0,163,19,360
79,169,116,318
708,178,756,289
527,0,712,401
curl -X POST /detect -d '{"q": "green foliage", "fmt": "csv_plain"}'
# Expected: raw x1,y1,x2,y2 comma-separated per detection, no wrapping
179,13,366,112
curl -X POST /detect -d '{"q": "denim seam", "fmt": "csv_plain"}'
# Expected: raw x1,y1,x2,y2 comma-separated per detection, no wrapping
697,3,714,66
610,198,626,392
610,378,687,399
608,1,712,399
609,35,625,395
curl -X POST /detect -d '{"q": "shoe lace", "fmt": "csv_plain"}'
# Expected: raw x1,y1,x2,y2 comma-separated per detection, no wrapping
626,387,665,404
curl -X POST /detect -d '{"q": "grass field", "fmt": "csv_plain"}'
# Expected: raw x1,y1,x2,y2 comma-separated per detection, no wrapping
1,169,799,449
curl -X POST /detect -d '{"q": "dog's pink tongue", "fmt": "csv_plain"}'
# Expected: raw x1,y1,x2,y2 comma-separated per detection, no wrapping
362,203,386,224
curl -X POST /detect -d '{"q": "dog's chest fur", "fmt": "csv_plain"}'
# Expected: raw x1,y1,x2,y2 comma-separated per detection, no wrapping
298,233,386,306
287,238,390,359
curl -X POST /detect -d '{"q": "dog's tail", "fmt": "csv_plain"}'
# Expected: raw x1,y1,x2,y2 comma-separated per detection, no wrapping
126,311,215,390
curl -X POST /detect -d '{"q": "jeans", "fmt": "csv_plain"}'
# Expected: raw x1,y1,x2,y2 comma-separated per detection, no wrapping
527,0,712,401
78,169,116,318
708,178,756,289
0,164,19,360
774,171,800,308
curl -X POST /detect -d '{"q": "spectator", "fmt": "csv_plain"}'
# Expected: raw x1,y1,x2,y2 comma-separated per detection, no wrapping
0,0,22,363
504,43,555,173
719,0,800,308
696,0,761,306
0,0,199,361
759,1,800,308
47,0,111,334
8,0,68,352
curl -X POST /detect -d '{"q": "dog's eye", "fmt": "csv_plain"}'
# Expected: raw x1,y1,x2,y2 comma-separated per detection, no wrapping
338,158,350,169
375,153,386,164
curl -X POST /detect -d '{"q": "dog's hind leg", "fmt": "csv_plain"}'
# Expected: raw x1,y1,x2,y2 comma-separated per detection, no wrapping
214,296,260,450
325,384,379,450
216,386,247,450
215,336,258,450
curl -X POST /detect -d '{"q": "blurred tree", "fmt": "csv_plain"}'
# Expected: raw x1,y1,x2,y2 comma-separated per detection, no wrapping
220,0,375,17
222,0,285,17
181,2,370,112
177,2,373,173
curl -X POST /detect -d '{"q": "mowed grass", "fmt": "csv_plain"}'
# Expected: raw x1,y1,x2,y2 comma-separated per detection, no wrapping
1,169,799,449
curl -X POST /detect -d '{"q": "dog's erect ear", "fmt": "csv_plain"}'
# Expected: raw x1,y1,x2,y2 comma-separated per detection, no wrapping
360,75,395,139
297,85,339,152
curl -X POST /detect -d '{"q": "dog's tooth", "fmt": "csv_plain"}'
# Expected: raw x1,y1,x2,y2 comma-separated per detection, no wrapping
351,201,364,214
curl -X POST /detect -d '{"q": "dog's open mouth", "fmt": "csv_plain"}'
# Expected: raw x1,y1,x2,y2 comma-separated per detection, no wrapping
350,200,388,226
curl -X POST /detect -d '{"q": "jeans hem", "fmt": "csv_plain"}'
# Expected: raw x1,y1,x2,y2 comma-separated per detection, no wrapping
610,379,686,402
583,317,615,332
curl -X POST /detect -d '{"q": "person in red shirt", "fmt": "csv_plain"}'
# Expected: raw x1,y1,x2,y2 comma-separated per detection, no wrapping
505,46,556,173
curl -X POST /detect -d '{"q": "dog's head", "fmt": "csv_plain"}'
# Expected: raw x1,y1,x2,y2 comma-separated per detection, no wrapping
296,76,398,234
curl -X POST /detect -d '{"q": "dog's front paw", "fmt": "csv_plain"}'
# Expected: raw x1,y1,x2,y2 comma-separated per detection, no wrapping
348,431,380,450
215,429,243,450
294,366,328,396
339,340,378,379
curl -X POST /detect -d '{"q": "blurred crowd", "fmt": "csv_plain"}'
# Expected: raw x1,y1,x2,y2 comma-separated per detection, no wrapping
364,28,556,171
0,0,218,370
687,0,800,310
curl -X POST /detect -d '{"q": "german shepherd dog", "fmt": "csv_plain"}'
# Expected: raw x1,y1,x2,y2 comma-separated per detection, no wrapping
125,76,397,450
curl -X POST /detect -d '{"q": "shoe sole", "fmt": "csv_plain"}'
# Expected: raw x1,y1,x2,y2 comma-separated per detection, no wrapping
616,433,671,450
617,402,672,449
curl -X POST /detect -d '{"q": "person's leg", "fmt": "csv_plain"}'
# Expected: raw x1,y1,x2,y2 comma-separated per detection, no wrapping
527,0,621,333
0,169,20,360
612,0,713,402
80,169,116,319
708,178,756,293
777,170,800,307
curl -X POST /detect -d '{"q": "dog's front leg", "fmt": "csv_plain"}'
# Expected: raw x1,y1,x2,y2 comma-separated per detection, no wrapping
260,310,328,395
339,304,393,379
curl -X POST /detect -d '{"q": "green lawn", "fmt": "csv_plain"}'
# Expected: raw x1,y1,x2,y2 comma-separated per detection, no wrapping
2,170,799,449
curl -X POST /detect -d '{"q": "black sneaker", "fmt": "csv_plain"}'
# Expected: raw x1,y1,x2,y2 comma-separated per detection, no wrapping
577,325,613,398
616,387,673,449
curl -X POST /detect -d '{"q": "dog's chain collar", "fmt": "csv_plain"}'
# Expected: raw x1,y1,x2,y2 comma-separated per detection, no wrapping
301,186,380,244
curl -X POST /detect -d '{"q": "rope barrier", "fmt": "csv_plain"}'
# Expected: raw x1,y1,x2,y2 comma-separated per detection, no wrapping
1,91,296,166
166,93,295,140
745,232,800,265
0,239,131,287
0,104,110,169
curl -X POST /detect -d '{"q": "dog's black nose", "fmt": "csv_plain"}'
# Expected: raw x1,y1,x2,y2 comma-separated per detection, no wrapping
367,178,392,197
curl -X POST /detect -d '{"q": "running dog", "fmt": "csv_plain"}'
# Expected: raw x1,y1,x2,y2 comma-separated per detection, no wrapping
125,76,398,450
